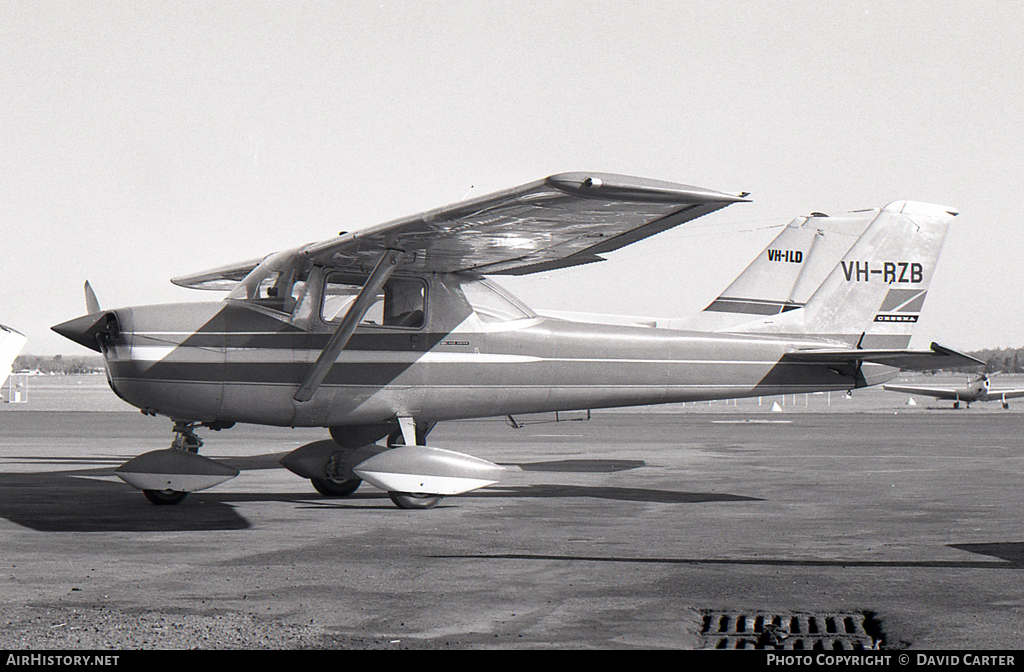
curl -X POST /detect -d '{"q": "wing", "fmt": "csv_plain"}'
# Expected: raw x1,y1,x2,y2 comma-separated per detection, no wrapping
172,172,748,289
784,342,985,370
982,389,1024,401
172,258,265,291
881,384,963,400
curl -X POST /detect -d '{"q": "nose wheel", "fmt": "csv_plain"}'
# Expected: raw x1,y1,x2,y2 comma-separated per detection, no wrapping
143,489,190,505
140,421,205,505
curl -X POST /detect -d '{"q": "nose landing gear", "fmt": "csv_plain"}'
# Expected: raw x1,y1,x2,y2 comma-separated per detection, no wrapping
115,421,239,505
141,421,206,505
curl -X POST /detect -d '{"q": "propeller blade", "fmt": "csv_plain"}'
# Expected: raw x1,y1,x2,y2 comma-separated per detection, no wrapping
84,281,101,314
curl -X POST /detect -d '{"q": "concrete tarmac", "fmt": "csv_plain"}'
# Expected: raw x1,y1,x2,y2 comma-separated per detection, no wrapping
0,376,1023,650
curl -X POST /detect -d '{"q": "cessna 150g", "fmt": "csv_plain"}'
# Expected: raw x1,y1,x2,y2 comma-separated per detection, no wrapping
52,172,981,508
884,373,1024,409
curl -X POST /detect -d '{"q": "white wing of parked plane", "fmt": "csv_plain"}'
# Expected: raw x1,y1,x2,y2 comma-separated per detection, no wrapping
0,325,26,385
881,384,972,400
171,172,749,289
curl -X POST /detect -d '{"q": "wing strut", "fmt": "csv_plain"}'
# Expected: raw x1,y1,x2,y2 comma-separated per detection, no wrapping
293,248,404,403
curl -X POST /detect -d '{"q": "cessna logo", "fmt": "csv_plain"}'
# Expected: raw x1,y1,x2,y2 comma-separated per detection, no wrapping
841,261,923,283
767,249,803,263
874,288,927,323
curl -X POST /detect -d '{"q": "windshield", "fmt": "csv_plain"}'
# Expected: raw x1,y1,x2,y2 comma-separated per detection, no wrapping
229,251,312,314
460,279,535,323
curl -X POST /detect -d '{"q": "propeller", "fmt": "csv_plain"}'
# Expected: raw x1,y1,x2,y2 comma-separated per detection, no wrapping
84,281,101,314
52,284,118,352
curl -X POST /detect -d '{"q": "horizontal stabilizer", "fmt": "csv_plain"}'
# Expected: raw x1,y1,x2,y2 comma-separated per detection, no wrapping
784,342,983,371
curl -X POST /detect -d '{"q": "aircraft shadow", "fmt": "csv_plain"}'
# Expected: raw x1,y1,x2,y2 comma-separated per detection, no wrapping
3,461,1019,571
508,459,647,473
470,484,761,504
0,469,252,533
434,543,1024,570
0,459,761,531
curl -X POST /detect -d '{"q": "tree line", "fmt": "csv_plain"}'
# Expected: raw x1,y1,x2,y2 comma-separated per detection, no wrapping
13,355,105,375
962,348,1024,374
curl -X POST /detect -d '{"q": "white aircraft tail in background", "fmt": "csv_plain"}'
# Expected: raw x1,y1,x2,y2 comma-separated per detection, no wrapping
0,325,27,386
677,209,873,332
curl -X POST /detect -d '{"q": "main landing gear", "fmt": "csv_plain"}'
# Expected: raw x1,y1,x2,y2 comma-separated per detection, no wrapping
381,422,443,509
309,444,364,497
281,418,505,510
311,421,444,509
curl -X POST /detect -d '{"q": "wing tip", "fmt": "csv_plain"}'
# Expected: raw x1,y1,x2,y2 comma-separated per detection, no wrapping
545,172,749,204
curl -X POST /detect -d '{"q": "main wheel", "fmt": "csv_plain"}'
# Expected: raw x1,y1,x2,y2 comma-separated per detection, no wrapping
310,477,362,497
389,492,443,509
143,489,189,505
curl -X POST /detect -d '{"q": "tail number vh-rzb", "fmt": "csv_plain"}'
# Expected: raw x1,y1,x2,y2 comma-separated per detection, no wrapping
841,261,923,284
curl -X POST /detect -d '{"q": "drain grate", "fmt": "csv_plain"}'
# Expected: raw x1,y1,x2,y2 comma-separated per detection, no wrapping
699,610,881,650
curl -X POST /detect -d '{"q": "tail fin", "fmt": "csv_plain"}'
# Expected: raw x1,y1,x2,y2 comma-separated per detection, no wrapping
729,201,957,348
675,210,873,331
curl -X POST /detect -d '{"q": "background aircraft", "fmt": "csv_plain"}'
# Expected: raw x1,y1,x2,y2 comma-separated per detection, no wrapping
884,373,1024,409
0,325,26,389
52,172,980,508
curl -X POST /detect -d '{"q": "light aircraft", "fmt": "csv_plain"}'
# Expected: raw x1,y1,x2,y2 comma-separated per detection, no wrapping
884,373,1024,409
52,172,981,508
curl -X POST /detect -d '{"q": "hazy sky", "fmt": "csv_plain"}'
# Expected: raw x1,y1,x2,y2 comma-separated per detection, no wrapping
3,1,1022,355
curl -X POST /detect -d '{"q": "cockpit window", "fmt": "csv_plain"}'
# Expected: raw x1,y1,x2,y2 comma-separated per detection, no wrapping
229,252,311,315
461,279,535,323
321,274,426,329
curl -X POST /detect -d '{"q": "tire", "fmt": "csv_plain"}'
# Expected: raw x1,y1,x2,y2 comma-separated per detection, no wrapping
143,489,189,505
310,477,362,497
386,428,407,448
389,492,443,509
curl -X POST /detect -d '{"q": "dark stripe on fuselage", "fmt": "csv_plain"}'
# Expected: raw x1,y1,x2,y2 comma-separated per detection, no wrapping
704,297,804,315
